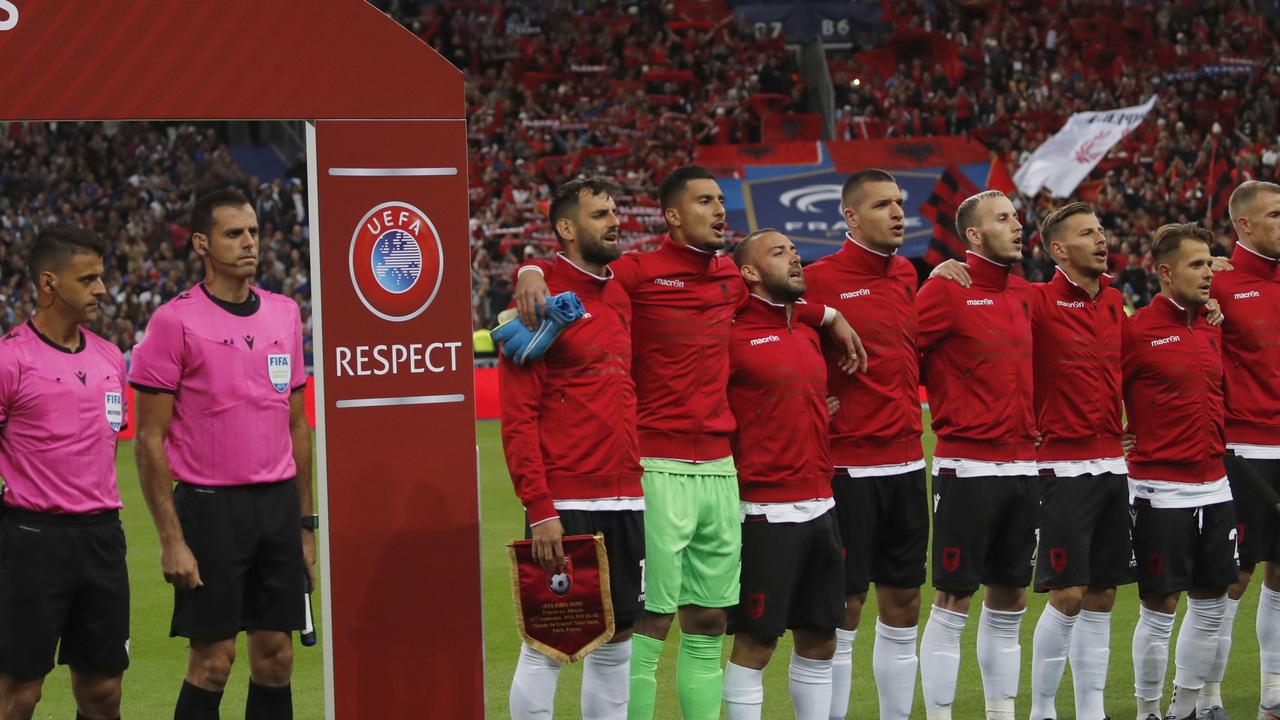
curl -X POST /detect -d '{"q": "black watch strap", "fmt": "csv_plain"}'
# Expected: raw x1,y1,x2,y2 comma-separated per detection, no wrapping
301,514,320,530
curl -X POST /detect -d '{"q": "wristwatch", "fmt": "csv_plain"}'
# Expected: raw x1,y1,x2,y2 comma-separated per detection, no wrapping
301,514,320,530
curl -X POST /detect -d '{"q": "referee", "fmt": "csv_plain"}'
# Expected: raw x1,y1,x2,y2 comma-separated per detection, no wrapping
132,188,314,720
0,226,129,720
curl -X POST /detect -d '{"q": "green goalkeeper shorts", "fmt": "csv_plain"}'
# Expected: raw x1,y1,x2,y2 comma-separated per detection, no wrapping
640,456,740,614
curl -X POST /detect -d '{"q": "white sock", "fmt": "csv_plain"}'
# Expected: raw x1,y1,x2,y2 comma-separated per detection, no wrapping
1029,603,1076,719
790,651,835,720
581,639,630,720
1069,609,1112,720
1197,596,1237,712
723,661,765,720
976,604,1024,719
510,642,563,719
872,620,918,720
829,627,856,719
920,605,968,717
1132,606,1175,711
1260,585,1280,707
1171,595,1224,709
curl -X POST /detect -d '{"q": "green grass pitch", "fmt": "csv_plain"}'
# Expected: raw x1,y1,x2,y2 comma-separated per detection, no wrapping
30,419,1262,718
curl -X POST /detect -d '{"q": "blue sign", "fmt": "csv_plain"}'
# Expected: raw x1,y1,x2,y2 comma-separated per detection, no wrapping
727,163,989,261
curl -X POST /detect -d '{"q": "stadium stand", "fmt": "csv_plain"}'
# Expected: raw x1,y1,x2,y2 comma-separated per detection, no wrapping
0,122,313,364
2,1,1278,337
384,0,1279,325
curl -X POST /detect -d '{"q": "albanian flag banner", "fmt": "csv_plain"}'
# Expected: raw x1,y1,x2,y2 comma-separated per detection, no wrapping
508,533,615,663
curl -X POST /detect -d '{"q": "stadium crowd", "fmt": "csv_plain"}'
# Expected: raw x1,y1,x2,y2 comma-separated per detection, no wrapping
1,2,1277,336
383,0,1280,326
0,121,314,364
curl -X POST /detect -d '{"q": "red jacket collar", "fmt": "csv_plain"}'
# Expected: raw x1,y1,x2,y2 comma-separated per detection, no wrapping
837,233,896,276
1049,266,1113,299
551,253,612,295
1230,242,1280,281
661,235,721,271
1150,293,1208,325
741,293,802,325
965,251,1012,290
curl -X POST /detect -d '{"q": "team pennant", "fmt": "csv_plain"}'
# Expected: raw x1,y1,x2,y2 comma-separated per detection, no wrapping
508,533,614,663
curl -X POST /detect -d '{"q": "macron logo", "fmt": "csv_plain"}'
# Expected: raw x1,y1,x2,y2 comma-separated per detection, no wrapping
654,277,684,288
1150,335,1181,347
750,335,781,346
1056,300,1086,309
840,288,871,299
966,298,994,307
1234,290,1261,300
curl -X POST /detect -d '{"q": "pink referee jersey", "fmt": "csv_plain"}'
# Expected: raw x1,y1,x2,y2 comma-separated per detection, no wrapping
0,321,126,514
129,284,307,487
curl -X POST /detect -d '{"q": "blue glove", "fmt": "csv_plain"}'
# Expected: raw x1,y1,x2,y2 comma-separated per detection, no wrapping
490,291,586,365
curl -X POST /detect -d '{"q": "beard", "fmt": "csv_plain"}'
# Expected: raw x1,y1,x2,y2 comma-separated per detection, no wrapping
580,234,622,266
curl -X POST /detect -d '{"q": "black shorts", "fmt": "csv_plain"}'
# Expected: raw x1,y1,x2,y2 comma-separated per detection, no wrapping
729,509,844,637
832,469,929,593
931,472,1039,594
1225,453,1280,568
1034,472,1137,592
1132,498,1239,598
171,479,306,640
526,509,645,630
0,509,130,678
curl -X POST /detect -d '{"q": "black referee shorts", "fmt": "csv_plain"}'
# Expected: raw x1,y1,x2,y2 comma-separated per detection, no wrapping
1225,453,1280,568
931,471,1039,594
0,509,130,679
832,469,929,593
171,478,306,640
1034,471,1137,592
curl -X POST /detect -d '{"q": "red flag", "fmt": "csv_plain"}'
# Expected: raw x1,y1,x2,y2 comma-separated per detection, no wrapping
1207,143,1236,222
920,165,981,266
508,534,614,663
986,158,1017,196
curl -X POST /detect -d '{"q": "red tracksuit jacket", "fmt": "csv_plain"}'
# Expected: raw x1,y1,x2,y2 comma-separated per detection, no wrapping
1032,269,1126,462
728,295,832,503
1122,294,1226,484
523,237,827,462
1210,243,1280,446
500,255,642,524
916,252,1037,462
803,237,923,467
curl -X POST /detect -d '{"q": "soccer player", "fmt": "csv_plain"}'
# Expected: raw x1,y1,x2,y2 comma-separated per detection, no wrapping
802,169,926,720
915,190,1037,720
0,226,128,720
721,229,843,720
1200,180,1280,718
933,202,1135,720
514,165,865,720
1123,223,1234,720
500,178,643,720
131,188,313,720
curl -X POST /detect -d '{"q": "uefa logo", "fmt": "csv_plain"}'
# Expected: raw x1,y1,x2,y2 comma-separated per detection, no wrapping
348,201,444,322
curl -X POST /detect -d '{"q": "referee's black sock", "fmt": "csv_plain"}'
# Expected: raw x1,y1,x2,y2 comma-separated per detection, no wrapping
175,680,222,720
245,680,292,720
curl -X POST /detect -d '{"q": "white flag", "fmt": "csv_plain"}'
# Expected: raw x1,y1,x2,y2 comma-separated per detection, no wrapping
1013,96,1157,198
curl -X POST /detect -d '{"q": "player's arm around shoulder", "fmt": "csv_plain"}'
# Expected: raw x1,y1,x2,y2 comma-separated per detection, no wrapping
914,275,956,352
